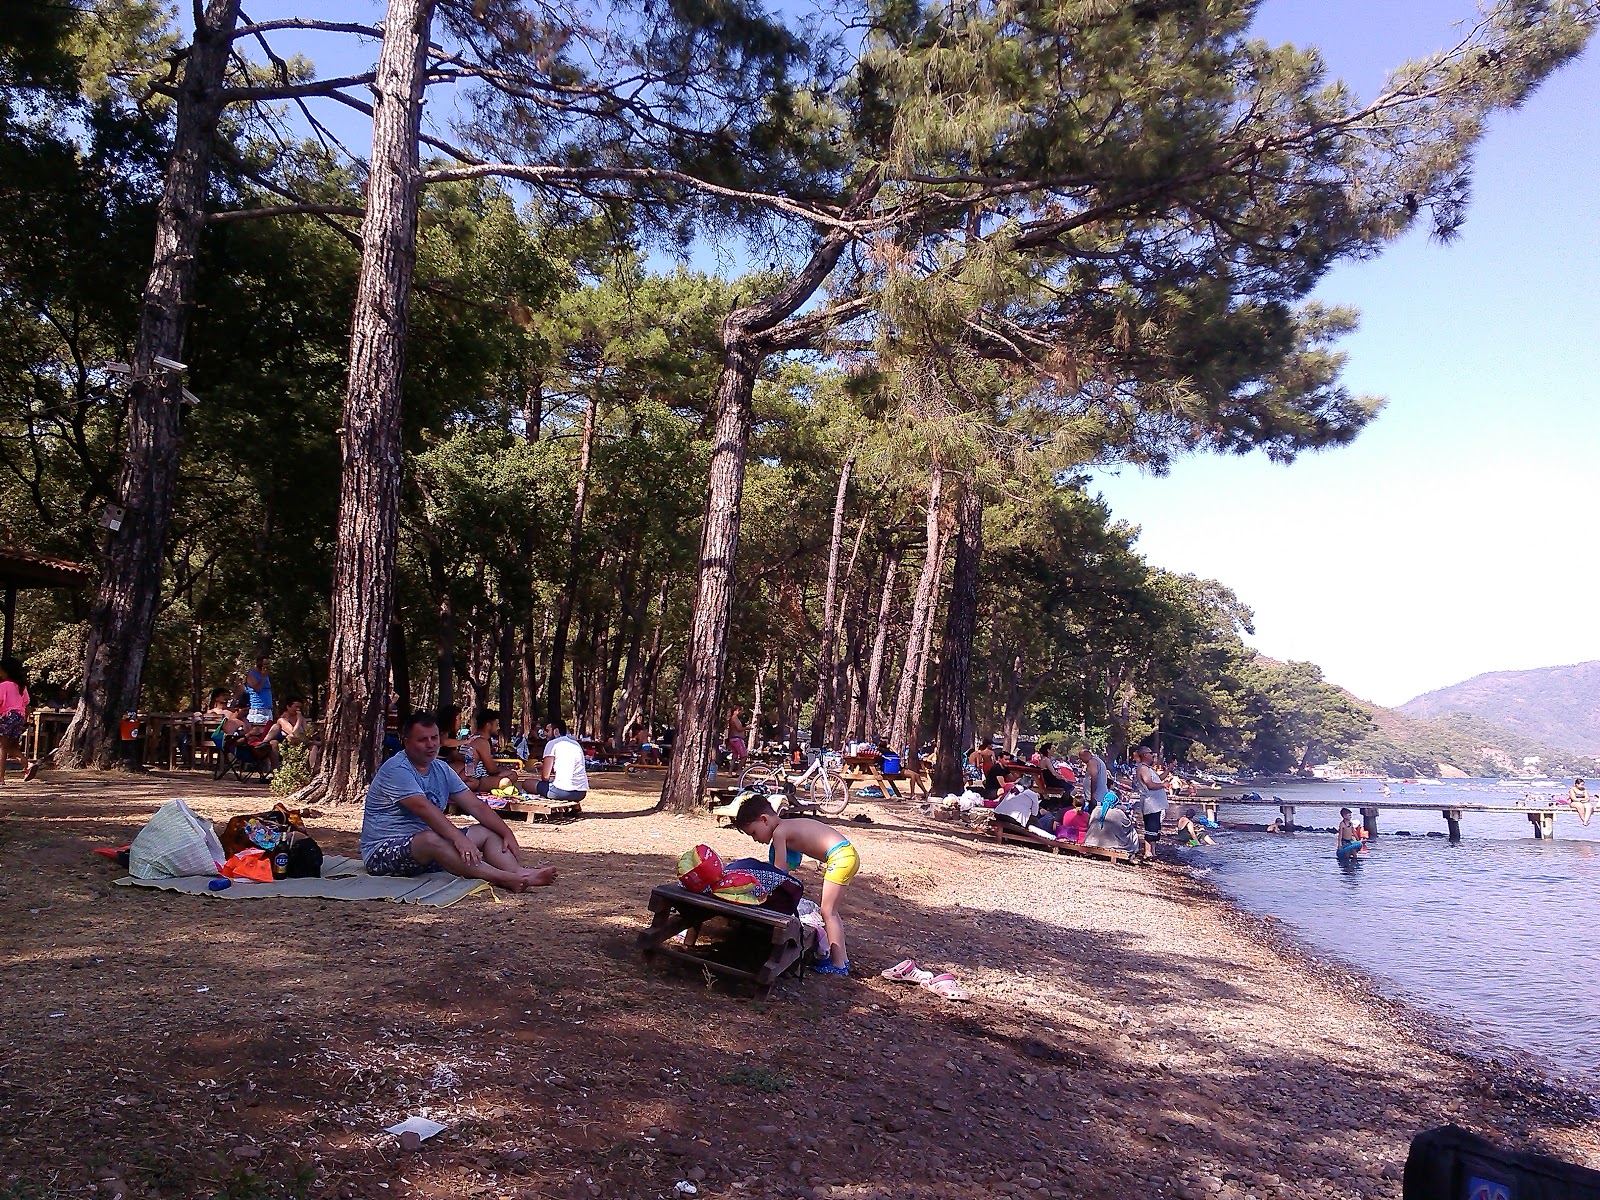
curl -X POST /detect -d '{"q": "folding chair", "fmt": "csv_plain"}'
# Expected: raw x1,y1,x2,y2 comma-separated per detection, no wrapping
212,730,272,783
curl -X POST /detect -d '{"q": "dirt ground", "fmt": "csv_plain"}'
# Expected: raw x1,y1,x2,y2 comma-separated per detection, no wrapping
1,770,1596,1200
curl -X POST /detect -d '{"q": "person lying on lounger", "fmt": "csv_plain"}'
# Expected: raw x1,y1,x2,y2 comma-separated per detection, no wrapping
360,711,557,892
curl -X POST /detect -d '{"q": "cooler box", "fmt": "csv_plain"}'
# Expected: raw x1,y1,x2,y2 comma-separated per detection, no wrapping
881,752,902,775
1404,1125,1600,1200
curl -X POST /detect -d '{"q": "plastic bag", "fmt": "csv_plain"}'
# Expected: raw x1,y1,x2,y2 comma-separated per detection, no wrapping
220,847,274,882
128,798,226,879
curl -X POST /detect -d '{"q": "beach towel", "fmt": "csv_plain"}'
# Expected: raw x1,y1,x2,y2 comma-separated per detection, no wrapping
115,855,489,907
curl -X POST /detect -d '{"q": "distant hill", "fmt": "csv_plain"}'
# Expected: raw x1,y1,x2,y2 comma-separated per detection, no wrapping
1401,662,1600,757
1340,703,1598,779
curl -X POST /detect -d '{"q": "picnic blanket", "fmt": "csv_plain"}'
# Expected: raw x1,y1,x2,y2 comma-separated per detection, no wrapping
114,855,490,907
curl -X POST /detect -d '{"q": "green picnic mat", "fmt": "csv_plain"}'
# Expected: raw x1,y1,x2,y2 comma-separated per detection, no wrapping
115,854,491,907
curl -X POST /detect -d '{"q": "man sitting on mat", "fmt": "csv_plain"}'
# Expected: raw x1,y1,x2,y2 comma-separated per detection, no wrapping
361,711,557,892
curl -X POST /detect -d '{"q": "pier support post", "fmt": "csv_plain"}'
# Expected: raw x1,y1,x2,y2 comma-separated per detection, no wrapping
1279,803,1296,832
1443,809,1462,842
1528,811,1555,839
1360,806,1379,837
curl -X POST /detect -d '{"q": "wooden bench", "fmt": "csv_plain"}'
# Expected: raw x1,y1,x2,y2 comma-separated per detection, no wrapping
497,797,582,822
624,761,668,775
988,820,1131,864
638,884,814,996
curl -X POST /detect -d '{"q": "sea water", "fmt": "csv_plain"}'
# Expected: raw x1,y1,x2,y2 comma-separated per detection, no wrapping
1191,779,1600,1089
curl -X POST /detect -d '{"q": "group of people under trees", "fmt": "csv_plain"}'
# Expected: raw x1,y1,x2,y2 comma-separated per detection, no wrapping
355,706,863,978
198,656,316,776
975,741,1214,862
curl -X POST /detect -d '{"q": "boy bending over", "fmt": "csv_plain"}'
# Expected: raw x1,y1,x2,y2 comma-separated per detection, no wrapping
735,794,859,976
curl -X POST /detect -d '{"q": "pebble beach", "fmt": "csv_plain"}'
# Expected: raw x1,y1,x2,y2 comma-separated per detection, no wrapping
1,771,1596,1199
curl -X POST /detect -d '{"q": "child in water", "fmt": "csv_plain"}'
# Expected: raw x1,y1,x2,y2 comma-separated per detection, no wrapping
1337,807,1365,855
735,794,859,976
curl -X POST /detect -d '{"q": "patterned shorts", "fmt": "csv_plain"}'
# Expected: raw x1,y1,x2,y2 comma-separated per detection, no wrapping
0,711,24,741
362,834,441,877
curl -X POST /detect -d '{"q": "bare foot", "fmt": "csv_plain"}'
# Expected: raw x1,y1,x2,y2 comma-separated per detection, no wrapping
522,866,558,887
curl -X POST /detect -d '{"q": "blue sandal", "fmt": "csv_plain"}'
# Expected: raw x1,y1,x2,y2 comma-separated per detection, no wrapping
813,960,851,976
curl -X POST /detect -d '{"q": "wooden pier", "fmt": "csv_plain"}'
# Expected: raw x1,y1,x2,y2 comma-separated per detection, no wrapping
1197,797,1588,842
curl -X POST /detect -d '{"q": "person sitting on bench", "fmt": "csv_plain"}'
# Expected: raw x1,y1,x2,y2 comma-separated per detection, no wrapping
536,718,589,804
993,780,1045,834
465,708,520,792
361,710,557,891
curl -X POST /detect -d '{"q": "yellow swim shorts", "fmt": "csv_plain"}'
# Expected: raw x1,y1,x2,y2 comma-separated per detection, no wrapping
823,840,860,886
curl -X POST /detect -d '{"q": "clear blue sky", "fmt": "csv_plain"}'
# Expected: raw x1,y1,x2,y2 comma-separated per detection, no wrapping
232,1,1600,708
1093,2,1600,706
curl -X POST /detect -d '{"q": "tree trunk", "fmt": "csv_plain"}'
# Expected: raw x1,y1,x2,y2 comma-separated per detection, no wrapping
889,462,944,753
307,0,436,805
390,620,411,718
498,602,515,724
544,388,598,722
908,534,945,752
660,340,760,811
615,576,666,742
751,650,772,751
655,214,866,810
861,545,900,742
933,481,983,795
1003,651,1025,752
430,546,455,714
189,622,205,713
56,0,242,768
808,451,855,749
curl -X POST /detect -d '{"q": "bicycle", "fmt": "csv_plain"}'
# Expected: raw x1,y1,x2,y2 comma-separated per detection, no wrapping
738,752,850,816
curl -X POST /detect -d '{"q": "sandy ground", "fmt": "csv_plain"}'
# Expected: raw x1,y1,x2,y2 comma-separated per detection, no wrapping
0,768,1596,1200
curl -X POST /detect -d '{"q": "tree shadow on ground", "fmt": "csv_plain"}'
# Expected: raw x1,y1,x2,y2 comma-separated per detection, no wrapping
0,782,1595,1200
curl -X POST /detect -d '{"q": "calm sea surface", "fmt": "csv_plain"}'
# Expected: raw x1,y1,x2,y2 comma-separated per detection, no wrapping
1191,779,1600,1089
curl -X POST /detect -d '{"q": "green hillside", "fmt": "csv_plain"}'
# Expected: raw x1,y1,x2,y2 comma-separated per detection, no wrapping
1401,662,1600,756
1336,701,1599,779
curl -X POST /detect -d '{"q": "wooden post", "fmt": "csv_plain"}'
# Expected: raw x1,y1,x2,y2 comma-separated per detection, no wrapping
1279,803,1296,832
1443,808,1462,842
1528,811,1555,839
1360,806,1380,837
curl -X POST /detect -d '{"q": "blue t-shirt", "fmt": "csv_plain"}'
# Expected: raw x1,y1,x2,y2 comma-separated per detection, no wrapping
360,752,469,856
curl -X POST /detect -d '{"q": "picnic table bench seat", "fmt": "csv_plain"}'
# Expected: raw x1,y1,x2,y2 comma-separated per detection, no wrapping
987,819,1131,864
496,796,582,822
639,884,815,995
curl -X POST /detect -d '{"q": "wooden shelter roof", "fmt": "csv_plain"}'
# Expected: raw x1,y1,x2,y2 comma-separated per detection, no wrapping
0,546,94,589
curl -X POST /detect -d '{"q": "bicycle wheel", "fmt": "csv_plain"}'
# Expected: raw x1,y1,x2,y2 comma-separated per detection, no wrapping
800,766,850,816
738,761,784,793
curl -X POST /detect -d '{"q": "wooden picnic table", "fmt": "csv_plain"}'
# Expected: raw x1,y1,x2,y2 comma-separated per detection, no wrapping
840,753,929,800
638,883,814,996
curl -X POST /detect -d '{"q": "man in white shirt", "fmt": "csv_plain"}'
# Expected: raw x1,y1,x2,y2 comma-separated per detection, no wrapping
537,719,589,803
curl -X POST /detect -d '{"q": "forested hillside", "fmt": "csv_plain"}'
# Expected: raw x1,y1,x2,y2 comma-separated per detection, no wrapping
1402,662,1600,755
